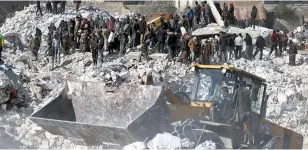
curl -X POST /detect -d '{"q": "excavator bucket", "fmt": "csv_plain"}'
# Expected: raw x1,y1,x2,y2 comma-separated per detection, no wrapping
30,81,170,146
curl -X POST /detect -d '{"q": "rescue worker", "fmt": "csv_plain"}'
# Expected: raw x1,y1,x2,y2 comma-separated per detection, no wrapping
234,33,243,59
228,35,235,60
138,39,150,62
0,34,3,61
251,5,257,29
52,33,61,69
61,26,70,55
60,1,66,14
156,25,167,53
186,6,194,30
188,37,198,62
102,25,109,51
36,1,43,16
253,34,265,60
211,35,219,57
200,39,212,65
119,26,129,56
244,33,253,60
139,16,147,45
288,40,297,66
219,32,228,62
74,0,81,12
277,29,284,56
228,2,235,25
181,15,190,32
231,81,253,144
52,1,58,14
166,28,177,60
30,34,41,61
194,1,201,25
80,30,90,52
90,32,99,66
269,30,279,57
46,1,52,13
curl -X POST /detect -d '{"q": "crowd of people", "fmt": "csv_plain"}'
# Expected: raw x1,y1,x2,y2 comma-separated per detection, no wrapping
0,1,299,69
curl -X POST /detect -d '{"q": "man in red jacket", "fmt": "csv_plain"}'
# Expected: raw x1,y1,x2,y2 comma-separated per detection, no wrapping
269,30,279,57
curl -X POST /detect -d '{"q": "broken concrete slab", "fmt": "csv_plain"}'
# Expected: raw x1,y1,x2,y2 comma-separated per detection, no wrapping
147,132,181,149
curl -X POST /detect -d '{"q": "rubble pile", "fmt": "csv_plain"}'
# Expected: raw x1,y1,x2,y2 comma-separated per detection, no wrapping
0,3,308,149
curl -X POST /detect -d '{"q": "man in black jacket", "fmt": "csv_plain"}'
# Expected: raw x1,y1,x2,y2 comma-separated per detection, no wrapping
253,34,265,60
139,16,147,46
156,26,167,53
194,2,201,25
244,33,253,60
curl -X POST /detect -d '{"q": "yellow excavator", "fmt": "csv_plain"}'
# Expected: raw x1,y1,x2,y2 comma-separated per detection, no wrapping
30,64,303,149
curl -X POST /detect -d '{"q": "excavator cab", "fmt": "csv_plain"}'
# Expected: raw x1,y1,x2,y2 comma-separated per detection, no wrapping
174,64,268,119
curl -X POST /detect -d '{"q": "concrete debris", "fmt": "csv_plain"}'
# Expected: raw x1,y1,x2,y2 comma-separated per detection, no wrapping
147,132,181,149
123,142,147,150
194,141,217,150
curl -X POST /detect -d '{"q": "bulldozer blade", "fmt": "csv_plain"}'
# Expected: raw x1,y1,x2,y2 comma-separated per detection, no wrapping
30,81,170,146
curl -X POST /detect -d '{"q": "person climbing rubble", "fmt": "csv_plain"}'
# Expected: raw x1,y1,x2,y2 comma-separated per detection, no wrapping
0,33,3,62
288,40,297,66
253,33,265,60
138,38,150,62
188,36,198,62
219,32,228,62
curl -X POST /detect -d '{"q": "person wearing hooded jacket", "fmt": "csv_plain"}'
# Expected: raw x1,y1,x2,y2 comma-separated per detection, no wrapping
253,34,265,60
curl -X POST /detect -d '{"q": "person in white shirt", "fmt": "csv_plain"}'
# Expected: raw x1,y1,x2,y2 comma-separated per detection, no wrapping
234,33,243,59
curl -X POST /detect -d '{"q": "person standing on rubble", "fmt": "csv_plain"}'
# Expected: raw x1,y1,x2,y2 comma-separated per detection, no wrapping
228,2,235,25
194,1,201,25
219,32,228,62
36,1,43,16
277,29,284,56
60,1,66,14
166,28,177,60
228,34,235,60
251,5,257,29
269,30,279,57
52,1,58,14
46,1,52,13
156,25,167,53
74,0,81,12
282,33,288,51
200,39,212,65
30,34,41,61
139,16,147,45
61,24,70,55
80,30,91,52
186,6,194,30
288,40,297,66
234,33,243,59
0,34,4,62
222,3,228,21
102,25,109,51
181,15,190,32
244,33,253,60
188,37,198,62
253,33,265,60
51,32,61,69
90,32,99,66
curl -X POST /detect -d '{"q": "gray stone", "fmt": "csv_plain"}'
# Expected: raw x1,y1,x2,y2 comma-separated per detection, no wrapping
147,132,181,149
148,53,168,60
30,81,170,146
